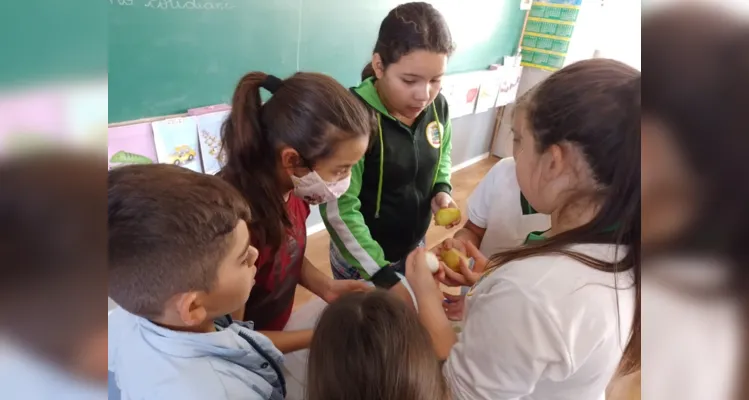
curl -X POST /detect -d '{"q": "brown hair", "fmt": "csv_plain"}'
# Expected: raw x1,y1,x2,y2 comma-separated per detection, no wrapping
0,152,106,369
498,59,641,375
362,2,455,80
220,72,371,251
306,290,448,400
642,6,749,398
108,164,251,318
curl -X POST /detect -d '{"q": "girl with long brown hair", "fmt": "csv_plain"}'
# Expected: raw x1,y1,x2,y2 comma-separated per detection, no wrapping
219,72,372,350
407,58,641,399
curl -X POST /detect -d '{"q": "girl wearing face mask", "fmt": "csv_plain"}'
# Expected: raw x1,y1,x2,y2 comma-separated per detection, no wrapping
321,2,458,301
406,59,641,400
220,72,372,340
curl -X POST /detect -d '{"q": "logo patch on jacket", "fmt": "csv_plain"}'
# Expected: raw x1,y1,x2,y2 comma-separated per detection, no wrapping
425,121,443,149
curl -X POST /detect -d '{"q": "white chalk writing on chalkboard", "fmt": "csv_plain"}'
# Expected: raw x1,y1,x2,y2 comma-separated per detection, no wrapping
110,0,134,5
144,0,236,10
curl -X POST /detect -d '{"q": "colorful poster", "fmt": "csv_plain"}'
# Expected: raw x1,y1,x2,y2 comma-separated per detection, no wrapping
152,117,203,173
441,72,481,119
520,0,580,71
195,110,229,175
107,123,158,170
474,70,503,113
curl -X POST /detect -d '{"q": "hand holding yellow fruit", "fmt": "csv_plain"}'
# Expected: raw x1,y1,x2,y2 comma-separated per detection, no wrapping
440,248,471,272
435,208,461,227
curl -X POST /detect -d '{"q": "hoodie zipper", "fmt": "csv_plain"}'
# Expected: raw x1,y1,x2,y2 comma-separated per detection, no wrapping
412,130,420,244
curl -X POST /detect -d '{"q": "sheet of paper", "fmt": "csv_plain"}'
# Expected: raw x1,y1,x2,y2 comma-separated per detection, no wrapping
152,117,203,173
441,72,481,119
474,70,504,113
195,110,229,175
497,66,524,107
108,123,158,170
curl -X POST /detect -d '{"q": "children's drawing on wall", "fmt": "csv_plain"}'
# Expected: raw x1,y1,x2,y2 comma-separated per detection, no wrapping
195,110,229,175
474,70,503,113
108,123,159,170
152,117,203,173
497,66,524,107
441,72,480,118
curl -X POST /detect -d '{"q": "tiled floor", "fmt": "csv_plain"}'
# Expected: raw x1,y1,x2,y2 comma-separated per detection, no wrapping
292,155,500,311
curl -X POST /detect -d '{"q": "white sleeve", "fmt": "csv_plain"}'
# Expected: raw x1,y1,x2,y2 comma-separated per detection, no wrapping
443,280,571,400
466,163,502,229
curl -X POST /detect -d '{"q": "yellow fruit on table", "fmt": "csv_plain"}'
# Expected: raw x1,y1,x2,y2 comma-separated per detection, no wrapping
441,248,469,272
435,208,461,226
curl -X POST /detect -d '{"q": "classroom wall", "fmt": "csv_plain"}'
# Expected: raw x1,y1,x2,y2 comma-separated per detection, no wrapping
493,0,612,158
307,109,497,233
492,67,552,158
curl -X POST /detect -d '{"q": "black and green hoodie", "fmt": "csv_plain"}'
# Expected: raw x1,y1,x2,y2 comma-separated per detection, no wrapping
320,77,452,282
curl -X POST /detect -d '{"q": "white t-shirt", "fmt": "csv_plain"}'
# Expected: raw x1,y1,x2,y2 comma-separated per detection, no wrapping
444,244,636,400
467,157,550,256
642,258,741,400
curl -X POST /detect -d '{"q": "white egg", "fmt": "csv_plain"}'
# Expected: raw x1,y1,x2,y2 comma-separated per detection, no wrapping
425,252,440,274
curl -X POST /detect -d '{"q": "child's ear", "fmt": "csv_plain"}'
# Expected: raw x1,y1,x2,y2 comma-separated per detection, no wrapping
547,143,566,178
279,147,303,169
279,147,309,178
372,53,385,79
175,292,208,327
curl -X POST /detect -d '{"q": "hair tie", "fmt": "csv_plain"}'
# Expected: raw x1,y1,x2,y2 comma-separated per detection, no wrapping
261,75,283,94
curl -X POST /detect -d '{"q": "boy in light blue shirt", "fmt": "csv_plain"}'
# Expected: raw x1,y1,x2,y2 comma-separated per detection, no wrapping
107,164,285,399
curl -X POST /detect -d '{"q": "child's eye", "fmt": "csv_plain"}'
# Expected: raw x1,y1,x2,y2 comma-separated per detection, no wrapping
402,79,416,85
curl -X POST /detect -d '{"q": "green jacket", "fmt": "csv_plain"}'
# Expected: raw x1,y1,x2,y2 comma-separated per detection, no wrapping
321,78,452,280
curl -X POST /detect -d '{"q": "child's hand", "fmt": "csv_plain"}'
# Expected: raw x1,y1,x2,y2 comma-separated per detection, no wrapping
323,279,372,303
431,192,461,229
443,292,466,321
439,237,467,254
405,248,443,303
439,240,489,287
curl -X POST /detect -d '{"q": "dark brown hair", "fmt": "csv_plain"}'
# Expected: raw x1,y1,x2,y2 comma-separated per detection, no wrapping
498,59,641,375
0,152,106,368
220,72,371,251
108,164,251,318
642,6,749,398
307,290,448,400
362,2,455,80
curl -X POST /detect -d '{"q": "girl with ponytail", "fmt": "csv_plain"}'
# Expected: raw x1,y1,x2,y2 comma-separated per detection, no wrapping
219,72,372,344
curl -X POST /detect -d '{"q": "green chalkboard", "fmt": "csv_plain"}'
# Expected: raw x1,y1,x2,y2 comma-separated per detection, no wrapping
0,1,106,87
109,0,525,123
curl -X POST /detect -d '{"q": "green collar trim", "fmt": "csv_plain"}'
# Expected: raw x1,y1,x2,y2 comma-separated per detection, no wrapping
523,224,621,245
524,229,550,244
520,193,538,215
353,78,395,120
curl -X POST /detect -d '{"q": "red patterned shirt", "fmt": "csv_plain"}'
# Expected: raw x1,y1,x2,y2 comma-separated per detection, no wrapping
242,194,309,331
